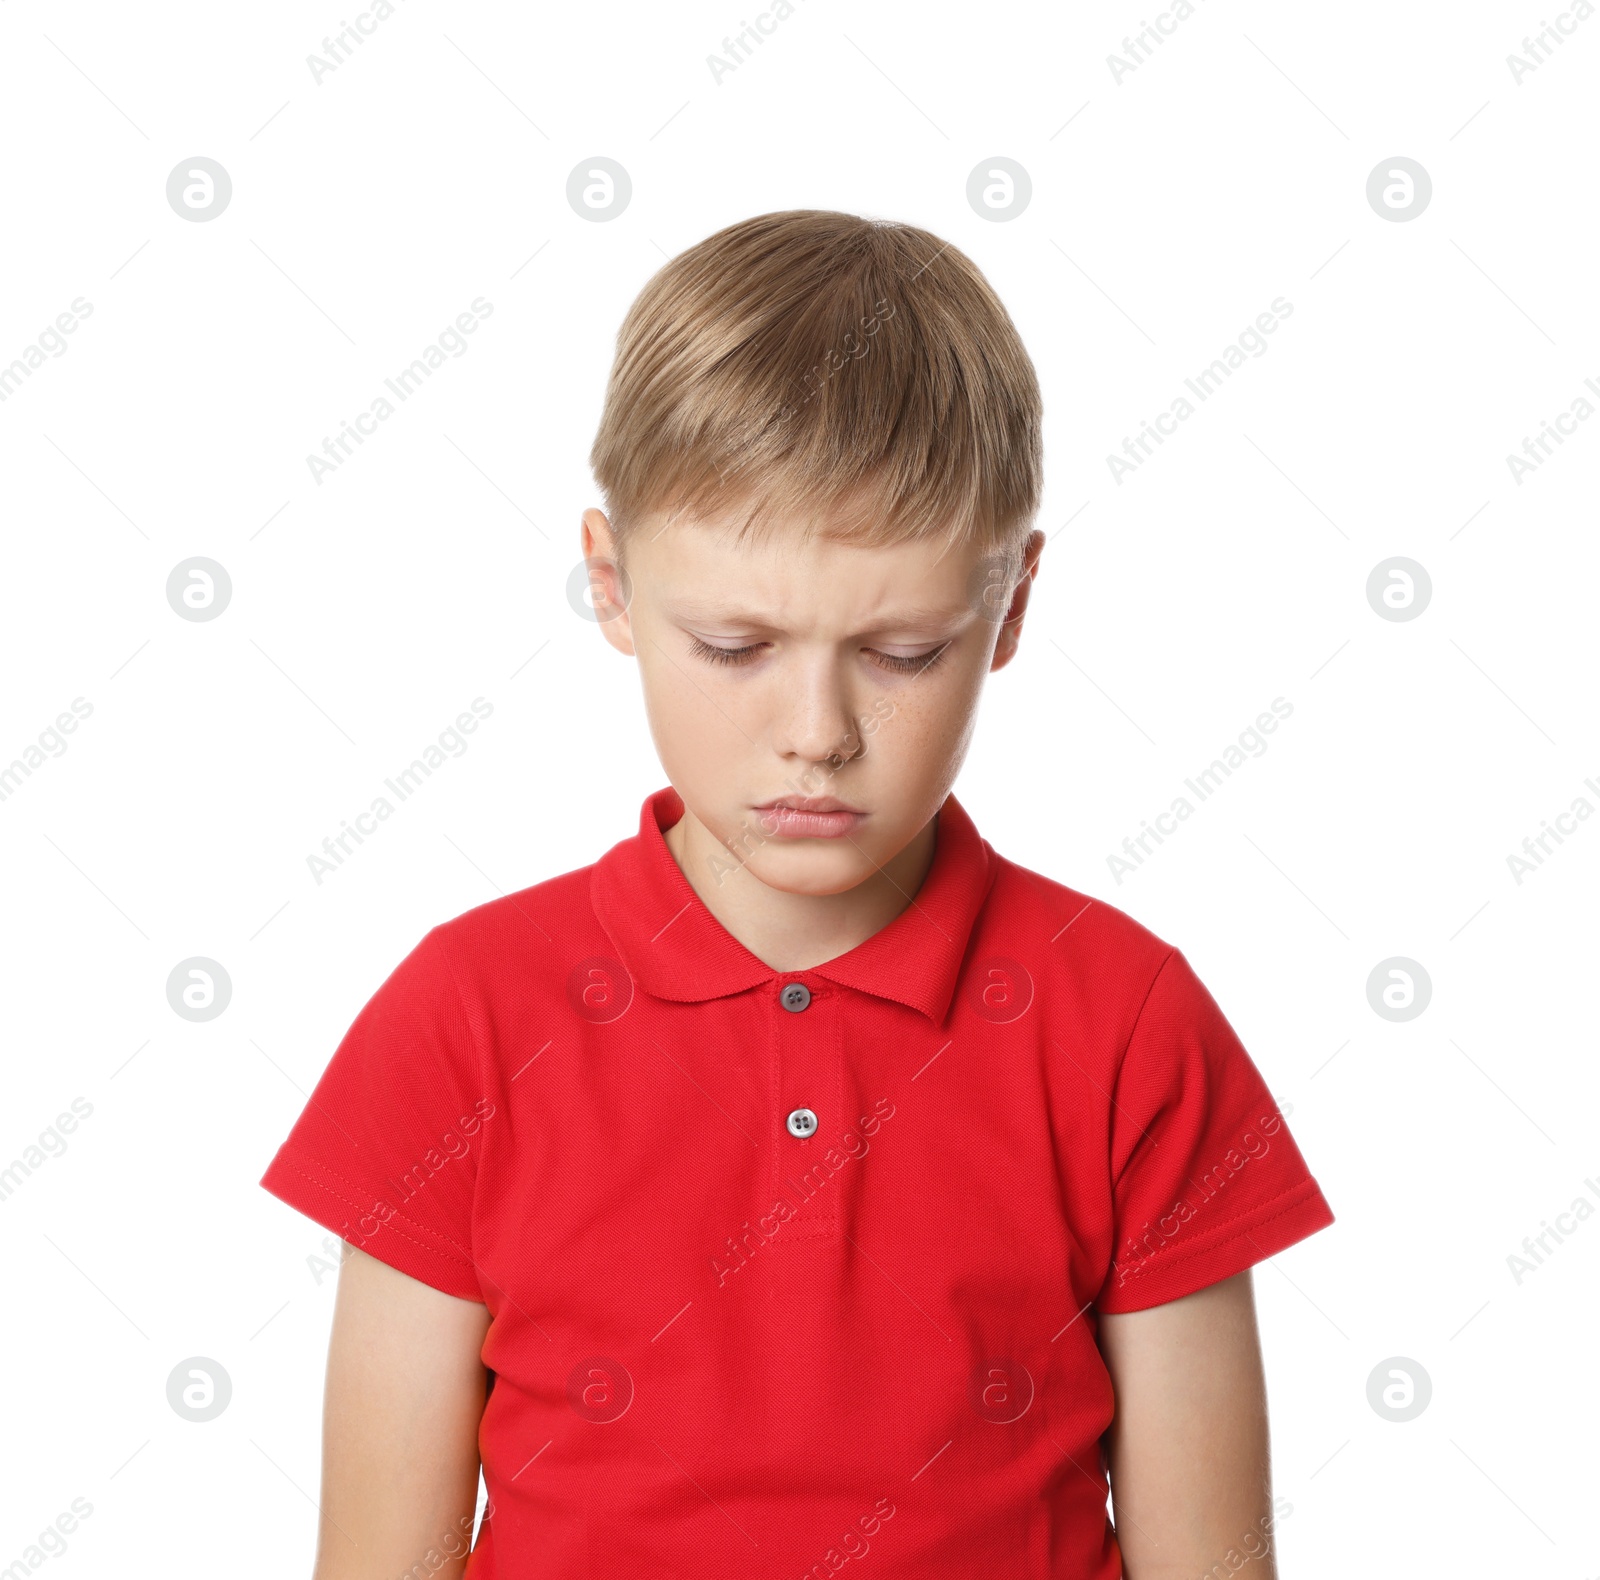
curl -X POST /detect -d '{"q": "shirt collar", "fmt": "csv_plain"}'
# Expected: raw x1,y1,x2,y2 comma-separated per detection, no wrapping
590,783,997,1026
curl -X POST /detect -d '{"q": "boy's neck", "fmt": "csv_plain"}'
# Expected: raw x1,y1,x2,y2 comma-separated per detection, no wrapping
662,804,940,974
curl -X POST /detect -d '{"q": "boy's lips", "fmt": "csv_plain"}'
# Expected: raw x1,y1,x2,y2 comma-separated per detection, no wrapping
751,797,867,839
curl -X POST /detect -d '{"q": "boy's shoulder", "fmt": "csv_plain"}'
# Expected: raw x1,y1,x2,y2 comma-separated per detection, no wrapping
424,854,605,968
981,847,1179,995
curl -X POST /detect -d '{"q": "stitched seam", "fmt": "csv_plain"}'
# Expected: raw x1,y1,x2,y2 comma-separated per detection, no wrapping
282,1150,469,1251
769,983,782,1218
272,1149,477,1267
770,988,844,1247
1159,1171,1324,1249
1108,945,1179,1103
793,991,842,1237
272,1153,476,1265
1100,946,1181,1197
425,926,490,1108
424,926,493,1238
1110,1178,1326,1287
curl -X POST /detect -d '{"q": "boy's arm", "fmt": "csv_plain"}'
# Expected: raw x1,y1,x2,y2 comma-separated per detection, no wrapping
310,1246,491,1580
1097,1270,1279,1580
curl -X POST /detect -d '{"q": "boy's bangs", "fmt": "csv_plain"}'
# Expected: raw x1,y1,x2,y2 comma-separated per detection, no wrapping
591,209,1041,570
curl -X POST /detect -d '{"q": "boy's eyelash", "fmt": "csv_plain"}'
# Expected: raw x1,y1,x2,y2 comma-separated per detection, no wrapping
880,643,950,675
686,636,761,666
686,636,950,675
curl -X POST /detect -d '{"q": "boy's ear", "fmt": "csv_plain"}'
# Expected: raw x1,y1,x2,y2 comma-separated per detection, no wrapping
990,529,1045,672
580,507,635,655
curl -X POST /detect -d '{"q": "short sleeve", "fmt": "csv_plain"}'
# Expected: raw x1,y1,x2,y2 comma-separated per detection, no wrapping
259,928,488,1301
1095,948,1334,1313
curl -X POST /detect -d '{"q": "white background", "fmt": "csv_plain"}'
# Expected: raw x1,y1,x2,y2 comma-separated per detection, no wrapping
2,0,1596,1573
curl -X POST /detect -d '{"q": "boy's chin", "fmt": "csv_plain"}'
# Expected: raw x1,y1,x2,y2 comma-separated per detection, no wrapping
739,842,885,898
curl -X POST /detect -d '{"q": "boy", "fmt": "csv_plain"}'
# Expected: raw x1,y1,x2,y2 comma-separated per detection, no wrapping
260,209,1334,1579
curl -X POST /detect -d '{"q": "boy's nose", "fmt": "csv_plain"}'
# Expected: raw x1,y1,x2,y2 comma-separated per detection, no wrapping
769,674,866,766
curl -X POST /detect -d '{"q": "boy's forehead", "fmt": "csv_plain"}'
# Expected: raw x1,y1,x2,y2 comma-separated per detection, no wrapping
636,516,982,627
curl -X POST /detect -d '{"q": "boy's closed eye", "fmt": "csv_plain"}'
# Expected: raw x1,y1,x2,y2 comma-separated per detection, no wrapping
684,632,953,674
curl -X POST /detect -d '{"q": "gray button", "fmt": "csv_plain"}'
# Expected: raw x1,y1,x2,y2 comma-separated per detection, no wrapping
780,982,811,1012
786,1107,818,1139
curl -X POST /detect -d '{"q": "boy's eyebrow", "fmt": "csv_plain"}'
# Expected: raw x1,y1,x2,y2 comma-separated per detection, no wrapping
664,598,974,630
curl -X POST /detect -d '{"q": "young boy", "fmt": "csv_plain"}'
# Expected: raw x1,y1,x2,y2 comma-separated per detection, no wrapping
260,209,1334,1580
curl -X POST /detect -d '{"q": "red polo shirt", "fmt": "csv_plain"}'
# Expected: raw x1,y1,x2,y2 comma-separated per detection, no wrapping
260,783,1333,1579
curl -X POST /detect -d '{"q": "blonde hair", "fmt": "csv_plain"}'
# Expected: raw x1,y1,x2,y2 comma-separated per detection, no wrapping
588,210,1042,579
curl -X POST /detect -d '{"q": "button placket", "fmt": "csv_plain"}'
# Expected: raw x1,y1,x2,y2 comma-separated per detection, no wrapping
771,977,841,1242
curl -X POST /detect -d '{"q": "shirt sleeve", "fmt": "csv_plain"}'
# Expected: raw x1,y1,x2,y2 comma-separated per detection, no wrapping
1094,947,1334,1314
258,927,490,1302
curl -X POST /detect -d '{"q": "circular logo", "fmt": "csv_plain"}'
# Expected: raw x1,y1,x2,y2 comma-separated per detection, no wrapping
166,1357,232,1421
970,1359,1034,1423
1365,558,1431,622
1365,957,1431,1022
167,957,233,1022
166,158,233,222
970,957,1034,1024
166,558,232,622
566,556,632,624
1366,1356,1431,1421
566,158,631,222
565,956,634,1024
965,551,1017,625
1366,158,1431,222
966,158,1032,222
566,1357,634,1422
